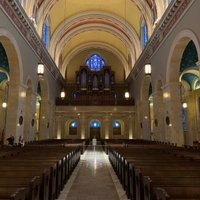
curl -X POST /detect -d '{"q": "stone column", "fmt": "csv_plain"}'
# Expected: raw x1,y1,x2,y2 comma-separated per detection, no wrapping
153,91,165,141
184,91,197,145
128,114,134,139
23,85,33,142
135,102,142,139
12,83,27,143
141,99,151,140
55,116,65,139
39,98,49,140
28,92,37,141
79,113,87,139
103,115,111,139
47,102,55,139
162,82,184,146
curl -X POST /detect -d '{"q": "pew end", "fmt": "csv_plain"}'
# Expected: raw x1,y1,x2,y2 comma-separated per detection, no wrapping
153,187,170,200
0,187,26,200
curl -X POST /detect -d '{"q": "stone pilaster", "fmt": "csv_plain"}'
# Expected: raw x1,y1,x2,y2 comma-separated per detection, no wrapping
162,82,184,146
103,115,111,139
79,113,87,139
141,99,151,140
39,98,49,140
153,91,165,141
128,114,134,139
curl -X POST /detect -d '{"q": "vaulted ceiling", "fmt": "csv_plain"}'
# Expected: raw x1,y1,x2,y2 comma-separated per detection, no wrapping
25,0,166,81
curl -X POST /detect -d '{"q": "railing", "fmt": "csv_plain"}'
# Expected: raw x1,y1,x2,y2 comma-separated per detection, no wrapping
56,96,134,106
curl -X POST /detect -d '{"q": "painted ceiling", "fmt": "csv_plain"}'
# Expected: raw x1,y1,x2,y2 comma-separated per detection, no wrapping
33,0,160,80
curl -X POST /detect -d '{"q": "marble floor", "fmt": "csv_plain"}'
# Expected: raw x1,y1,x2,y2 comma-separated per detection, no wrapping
57,145,129,200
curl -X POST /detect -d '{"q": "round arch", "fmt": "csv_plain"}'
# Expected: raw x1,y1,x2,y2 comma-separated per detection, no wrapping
112,119,125,136
49,11,141,69
166,29,200,83
37,0,153,38
0,29,23,142
62,42,128,78
89,119,101,139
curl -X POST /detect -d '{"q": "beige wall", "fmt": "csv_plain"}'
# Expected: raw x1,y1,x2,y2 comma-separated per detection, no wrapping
0,9,61,143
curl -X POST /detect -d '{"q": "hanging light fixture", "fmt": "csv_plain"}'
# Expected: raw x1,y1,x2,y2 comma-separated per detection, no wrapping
60,89,66,99
145,63,151,76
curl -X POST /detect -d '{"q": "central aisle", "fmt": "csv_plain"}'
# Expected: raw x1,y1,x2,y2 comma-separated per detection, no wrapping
58,145,128,200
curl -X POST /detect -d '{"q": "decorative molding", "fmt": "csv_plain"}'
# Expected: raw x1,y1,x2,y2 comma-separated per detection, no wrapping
128,0,195,81
0,0,65,85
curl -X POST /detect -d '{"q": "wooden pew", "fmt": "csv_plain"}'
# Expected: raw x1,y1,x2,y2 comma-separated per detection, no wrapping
0,187,26,200
0,141,81,200
0,176,40,200
0,169,50,200
108,143,200,200
153,186,200,200
0,161,57,200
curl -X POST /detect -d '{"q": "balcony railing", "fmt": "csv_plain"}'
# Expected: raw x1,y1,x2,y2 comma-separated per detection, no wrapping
56,95,134,106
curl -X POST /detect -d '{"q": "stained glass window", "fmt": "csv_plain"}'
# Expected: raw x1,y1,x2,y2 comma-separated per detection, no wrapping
90,120,101,128
182,106,187,131
85,54,106,71
0,42,9,83
141,20,148,50
70,120,78,128
42,19,50,50
112,120,121,128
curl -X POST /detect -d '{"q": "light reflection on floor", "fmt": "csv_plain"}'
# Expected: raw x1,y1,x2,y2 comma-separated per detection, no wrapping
57,145,128,200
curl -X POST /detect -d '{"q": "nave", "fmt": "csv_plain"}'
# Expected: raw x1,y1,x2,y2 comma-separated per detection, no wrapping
58,145,128,200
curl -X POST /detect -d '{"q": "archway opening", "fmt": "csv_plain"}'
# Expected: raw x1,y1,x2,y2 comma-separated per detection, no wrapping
69,120,78,136
90,120,101,140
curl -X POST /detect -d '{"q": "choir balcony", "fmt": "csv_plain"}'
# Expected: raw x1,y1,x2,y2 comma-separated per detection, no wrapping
55,84,135,106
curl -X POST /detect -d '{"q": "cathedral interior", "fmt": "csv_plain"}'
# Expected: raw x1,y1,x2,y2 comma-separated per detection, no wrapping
1,0,200,199
1,0,200,146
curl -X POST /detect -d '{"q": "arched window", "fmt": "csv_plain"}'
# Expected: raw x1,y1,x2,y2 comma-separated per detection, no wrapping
90,120,101,128
42,18,50,50
112,120,121,128
0,42,9,84
112,120,121,135
141,19,148,50
69,120,78,135
69,120,78,128
85,54,106,71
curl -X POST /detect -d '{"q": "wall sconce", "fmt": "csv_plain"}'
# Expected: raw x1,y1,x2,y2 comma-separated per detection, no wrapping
37,63,44,76
124,91,130,99
60,89,66,99
2,102,7,108
145,63,151,76
182,102,188,109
